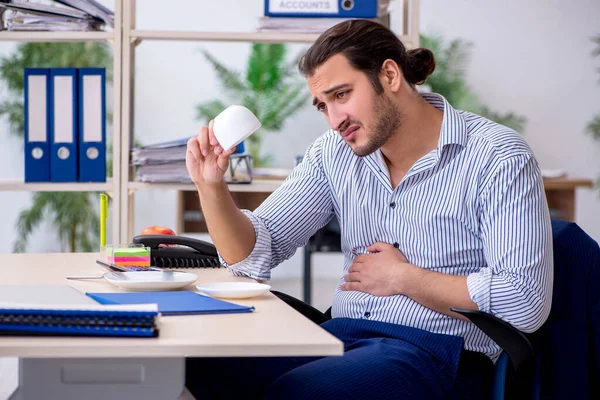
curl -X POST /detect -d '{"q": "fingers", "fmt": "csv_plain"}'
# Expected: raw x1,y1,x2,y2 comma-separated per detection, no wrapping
208,119,224,155
367,242,395,253
197,126,210,157
340,282,361,292
344,272,361,282
208,119,217,146
186,137,202,163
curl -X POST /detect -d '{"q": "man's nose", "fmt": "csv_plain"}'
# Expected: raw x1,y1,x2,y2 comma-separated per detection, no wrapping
328,106,347,132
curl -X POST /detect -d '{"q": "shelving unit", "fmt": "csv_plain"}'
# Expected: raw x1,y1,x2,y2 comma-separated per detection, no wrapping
0,0,123,244
119,0,421,242
0,0,421,245
0,180,113,192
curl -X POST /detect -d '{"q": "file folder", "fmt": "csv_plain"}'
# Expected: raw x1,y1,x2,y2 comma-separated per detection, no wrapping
86,291,255,316
24,68,51,183
50,68,78,182
78,68,106,182
264,0,387,18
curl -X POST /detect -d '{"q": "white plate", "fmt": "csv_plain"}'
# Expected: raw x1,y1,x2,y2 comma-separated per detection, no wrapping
103,271,198,291
196,282,271,299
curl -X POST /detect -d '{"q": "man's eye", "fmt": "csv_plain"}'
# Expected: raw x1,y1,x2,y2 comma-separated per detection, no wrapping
336,91,347,99
316,103,326,112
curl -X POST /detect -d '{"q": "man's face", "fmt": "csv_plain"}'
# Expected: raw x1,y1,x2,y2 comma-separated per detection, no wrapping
308,54,401,157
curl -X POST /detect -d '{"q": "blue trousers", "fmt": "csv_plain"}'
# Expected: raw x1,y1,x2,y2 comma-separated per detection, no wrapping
186,318,493,399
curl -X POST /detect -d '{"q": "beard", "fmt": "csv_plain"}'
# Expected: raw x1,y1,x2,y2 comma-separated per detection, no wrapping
352,93,402,157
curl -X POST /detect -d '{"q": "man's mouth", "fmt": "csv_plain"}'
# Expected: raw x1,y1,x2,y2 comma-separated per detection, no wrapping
341,126,359,140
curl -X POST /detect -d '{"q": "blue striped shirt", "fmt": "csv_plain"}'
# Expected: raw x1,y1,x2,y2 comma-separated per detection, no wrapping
221,92,553,361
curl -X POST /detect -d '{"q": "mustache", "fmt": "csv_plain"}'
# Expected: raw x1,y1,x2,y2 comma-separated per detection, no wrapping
339,120,362,134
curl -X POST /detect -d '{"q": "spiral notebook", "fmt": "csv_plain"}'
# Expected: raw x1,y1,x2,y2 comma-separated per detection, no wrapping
0,285,160,338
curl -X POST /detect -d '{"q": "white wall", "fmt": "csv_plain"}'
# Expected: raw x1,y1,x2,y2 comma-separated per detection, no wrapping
0,1,598,282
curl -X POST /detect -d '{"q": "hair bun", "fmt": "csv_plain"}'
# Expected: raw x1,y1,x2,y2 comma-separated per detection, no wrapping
406,48,436,85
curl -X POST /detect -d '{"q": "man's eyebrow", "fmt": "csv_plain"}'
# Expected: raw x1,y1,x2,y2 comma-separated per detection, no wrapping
312,83,351,106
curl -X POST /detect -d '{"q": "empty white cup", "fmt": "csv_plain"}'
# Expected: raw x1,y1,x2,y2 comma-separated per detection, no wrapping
213,105,262,151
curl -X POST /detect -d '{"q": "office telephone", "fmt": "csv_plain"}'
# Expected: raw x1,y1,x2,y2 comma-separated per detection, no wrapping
131,234,222,269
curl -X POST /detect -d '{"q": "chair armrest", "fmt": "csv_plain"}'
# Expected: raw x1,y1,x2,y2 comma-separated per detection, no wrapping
271,290,331,325
450,307,534,373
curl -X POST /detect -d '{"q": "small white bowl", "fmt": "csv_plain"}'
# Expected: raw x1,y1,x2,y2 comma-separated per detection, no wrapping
196,281,271,299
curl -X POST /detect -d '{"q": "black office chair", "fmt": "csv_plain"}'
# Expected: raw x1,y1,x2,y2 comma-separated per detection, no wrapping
274,220,600,399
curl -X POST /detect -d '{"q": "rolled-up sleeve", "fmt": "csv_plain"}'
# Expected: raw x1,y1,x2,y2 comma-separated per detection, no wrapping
467,153,553,333
219,135,335,281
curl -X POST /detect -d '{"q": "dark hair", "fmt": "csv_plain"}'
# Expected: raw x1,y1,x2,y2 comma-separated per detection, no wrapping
298,20,435,93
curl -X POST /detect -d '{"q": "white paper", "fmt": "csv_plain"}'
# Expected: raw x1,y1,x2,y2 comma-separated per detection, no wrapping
269,0,339,14
27,75,46,142
83,75,102,142
53,75,74,143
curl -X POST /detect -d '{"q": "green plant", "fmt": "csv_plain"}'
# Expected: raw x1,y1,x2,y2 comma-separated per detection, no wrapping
420,33,527,133
0,42,112,253
196,43,310,166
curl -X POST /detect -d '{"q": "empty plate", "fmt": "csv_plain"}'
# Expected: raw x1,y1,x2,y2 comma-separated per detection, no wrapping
196,282,271,299
103,271,198,291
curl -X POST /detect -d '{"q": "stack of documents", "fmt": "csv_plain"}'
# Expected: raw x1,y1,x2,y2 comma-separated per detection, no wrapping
0,0,113,31
258,0,393,33
258,15,391,33
131,138,190,183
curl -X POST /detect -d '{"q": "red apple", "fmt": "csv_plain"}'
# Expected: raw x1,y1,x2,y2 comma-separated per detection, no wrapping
141,225,176,236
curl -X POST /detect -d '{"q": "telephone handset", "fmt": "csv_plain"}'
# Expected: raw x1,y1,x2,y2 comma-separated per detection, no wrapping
131,234,222,269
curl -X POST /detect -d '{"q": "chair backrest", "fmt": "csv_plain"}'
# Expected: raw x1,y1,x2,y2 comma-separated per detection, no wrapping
493,220,600,399
532,220,600,399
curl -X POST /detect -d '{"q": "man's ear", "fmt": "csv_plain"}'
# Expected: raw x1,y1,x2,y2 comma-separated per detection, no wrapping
380,59,402,92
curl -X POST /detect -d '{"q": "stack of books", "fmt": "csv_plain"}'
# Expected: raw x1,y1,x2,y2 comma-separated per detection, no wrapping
257,0,393,33
0,0,114,31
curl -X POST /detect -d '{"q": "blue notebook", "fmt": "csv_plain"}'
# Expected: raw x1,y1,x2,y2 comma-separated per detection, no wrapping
0,305,159,338
86,291,255,316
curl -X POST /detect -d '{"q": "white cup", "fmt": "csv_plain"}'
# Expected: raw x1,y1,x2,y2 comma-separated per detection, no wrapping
213,105,262,151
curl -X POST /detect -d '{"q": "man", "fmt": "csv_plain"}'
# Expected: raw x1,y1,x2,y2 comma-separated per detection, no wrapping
185,20,553,399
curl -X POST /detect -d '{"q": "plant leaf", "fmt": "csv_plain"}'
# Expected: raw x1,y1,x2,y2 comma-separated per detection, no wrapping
586,114,600,141
201,49,247,97
195,99,228,123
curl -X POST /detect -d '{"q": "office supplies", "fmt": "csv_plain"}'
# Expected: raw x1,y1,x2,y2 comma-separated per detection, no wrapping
0,285,159,337
96,259,172,273
132,235,222,269
0,303,159,337
50,68,78,182
96,259,130,272
264,0,391,18
24,68,51,182
100,193,108,247
213,105,261,152
101,245,151,267
101,271,198,291
86,291,254,315
78,67,106,182
196,282,272,299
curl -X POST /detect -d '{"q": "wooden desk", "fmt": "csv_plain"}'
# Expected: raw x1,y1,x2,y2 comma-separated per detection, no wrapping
178,177,595,233
542,177,594,221
0,253,342,400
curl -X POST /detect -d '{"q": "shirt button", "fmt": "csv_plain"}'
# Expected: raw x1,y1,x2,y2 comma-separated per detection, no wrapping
390,202,396,209
364,311,371,318
393,242,399,249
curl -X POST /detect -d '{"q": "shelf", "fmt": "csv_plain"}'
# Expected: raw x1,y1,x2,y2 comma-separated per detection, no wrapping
131,30,414,46
0,180,114,192
128,179,283,193
0,31,113,42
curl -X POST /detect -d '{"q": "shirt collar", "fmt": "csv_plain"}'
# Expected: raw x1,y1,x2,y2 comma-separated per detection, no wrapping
420,92,468,153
